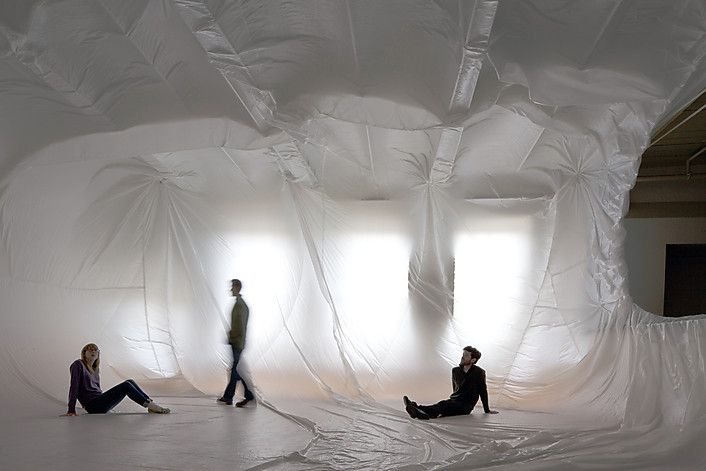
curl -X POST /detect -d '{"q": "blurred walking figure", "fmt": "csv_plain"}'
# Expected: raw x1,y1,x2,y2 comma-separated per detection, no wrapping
218,279,255,407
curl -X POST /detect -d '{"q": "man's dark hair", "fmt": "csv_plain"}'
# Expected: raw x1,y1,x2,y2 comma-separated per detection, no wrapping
231,279,242,290
463,346,481,361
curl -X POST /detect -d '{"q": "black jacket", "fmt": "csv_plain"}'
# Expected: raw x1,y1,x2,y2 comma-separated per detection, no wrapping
449,364,490,412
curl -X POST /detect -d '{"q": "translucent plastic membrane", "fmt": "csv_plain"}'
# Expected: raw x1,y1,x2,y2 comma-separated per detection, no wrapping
1,1,705,469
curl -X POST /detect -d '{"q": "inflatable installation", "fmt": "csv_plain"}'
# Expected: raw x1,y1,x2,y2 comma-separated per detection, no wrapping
1,1,705,469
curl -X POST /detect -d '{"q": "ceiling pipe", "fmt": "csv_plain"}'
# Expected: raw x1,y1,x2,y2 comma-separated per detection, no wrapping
650,102,706,146
636,173,706,182
638,144,706,182
686,144,706,177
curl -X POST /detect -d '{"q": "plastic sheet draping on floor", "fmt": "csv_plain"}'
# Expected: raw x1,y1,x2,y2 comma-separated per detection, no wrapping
1,1,705,469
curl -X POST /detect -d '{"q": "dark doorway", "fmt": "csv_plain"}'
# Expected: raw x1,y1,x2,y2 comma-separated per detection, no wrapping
664,244,706,317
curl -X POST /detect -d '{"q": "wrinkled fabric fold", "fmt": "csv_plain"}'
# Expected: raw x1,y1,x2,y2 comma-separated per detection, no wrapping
1,0,706,469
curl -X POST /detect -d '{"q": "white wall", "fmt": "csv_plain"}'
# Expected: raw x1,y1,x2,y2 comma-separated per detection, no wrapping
624,217,706,314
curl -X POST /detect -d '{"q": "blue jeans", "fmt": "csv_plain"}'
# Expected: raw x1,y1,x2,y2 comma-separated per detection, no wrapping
223,345,253,402
85,379,151,414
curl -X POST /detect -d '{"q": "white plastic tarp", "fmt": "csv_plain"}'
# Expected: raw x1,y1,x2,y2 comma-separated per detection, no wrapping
1,1,706,469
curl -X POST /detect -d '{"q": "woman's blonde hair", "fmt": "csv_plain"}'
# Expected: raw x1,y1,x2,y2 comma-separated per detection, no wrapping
80,343,100,373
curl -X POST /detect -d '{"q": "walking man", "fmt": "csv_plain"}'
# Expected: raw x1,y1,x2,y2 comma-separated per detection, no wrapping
218,279,255,407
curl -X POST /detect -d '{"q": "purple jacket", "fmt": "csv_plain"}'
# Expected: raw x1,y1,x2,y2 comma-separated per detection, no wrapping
67,359,102,414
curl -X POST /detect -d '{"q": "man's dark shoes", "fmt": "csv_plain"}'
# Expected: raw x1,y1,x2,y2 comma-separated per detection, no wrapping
235,398,252,408
403,396,419,419
415,407,430,420
403,395,430,420
217,397,233,406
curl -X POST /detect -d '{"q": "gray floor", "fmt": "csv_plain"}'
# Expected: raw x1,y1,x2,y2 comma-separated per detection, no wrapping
0,397,312,471
2,396,704,470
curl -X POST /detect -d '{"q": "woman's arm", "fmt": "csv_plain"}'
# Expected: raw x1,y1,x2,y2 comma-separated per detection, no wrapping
67,361,81,415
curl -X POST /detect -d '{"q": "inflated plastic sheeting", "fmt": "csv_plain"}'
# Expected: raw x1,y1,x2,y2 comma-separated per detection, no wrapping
1,0,706,469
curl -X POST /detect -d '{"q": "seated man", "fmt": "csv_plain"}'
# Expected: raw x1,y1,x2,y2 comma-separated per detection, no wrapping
403,346,498,419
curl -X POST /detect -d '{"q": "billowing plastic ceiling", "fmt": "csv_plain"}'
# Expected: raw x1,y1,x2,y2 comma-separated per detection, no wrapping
1,1,706,469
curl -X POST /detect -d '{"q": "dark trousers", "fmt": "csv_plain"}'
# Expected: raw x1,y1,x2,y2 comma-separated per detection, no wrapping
223,345,253,401
85,379,150,414
418,399,473,418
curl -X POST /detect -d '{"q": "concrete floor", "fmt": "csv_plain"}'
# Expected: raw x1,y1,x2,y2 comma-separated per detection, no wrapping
1,396,704,470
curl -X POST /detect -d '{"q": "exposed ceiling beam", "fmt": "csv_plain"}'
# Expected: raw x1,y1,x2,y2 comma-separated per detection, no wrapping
627,201,706,218
171,0,276,132
448,0,498,113
430,127,463,184
436,1,497,186
636,173,706,182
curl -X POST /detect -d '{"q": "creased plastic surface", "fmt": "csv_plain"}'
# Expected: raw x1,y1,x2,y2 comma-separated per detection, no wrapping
1,1,705,469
